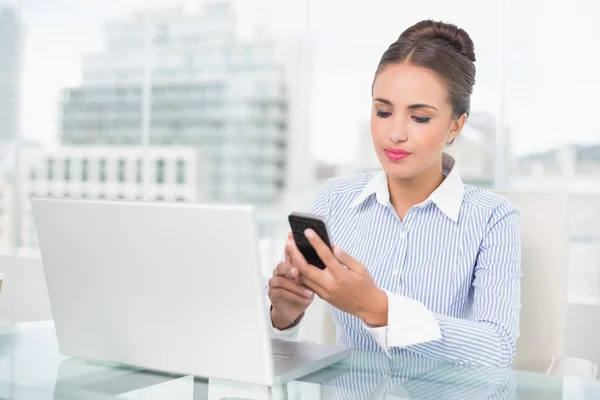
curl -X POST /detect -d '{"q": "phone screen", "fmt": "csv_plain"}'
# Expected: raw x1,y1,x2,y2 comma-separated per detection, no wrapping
288,213,331,269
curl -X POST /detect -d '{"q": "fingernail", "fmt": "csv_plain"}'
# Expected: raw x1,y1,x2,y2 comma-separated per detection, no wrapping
287,239,292,246
290,267,297,275
304,229,315,238
304,289,313,297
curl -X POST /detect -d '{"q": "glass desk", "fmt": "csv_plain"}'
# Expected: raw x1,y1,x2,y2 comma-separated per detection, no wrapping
1,321,599,399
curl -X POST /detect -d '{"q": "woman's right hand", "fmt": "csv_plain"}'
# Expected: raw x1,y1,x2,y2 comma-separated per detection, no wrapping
268,234,314,330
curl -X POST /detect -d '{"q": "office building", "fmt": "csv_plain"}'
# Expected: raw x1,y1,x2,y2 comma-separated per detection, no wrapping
0,5,20,143
515,143,600,178
446,111,497,187
0,172,14,252
59,2,306,206
511,143,600,192
19,146,207,249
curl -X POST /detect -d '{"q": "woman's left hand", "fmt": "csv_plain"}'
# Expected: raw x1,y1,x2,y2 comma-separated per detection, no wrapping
286,229,388,327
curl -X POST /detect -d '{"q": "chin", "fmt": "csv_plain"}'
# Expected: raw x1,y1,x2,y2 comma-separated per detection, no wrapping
380,162,418,180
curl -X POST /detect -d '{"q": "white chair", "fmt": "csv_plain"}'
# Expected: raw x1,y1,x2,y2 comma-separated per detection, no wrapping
497,190,595,379
299,190,597,379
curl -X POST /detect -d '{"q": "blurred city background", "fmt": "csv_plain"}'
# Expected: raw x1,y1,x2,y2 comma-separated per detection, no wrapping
1,0,600,360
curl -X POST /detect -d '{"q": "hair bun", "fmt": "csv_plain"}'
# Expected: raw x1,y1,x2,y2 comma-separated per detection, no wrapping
400,20,476,62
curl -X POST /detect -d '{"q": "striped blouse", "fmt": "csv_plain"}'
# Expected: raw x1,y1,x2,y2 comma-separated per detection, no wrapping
276,154,521,367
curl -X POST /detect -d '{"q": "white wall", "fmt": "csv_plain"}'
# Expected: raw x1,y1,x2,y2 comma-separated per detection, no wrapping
0,174,14,251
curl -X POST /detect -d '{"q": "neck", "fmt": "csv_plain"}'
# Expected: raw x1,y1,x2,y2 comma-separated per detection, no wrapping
387,158,446,219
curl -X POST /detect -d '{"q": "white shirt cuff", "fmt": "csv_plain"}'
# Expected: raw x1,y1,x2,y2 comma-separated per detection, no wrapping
266,303,301,340
363,290,441,354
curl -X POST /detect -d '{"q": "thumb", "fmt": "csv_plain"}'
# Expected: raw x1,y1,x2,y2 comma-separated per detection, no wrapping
333,246,364,272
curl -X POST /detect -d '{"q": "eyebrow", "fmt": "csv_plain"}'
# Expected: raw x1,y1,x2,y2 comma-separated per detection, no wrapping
408,103,439,112
373,98,439,112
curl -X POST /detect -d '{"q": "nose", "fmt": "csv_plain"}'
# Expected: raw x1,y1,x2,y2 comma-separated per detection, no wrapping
388,120,408,143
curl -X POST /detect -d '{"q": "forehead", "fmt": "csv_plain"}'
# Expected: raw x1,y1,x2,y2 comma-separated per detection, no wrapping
372,63,449,108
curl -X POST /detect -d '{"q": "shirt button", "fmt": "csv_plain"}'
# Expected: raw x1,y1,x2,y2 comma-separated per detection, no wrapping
392,269,399,276
399,231,407,239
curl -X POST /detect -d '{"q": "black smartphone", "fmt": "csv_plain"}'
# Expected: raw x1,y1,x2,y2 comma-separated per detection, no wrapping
288,212,332,269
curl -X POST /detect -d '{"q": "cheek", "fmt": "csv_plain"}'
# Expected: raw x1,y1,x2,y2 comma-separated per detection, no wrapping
410,121,449,152
370,115,387,141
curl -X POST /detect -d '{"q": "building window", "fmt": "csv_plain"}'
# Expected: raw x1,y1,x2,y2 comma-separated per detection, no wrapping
118,158,126,183
47,158,54,181
81,158,89,181
99,159,107,182
99,193,106,199
176,159,186,184
30,169,37,181
136,158,142,183
176,196,185,202
64,159,71,181
156,160,165,184
117,193,125,199
156,195,164,201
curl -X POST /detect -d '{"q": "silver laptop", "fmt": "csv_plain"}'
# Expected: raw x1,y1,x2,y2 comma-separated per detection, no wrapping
32,198,350,387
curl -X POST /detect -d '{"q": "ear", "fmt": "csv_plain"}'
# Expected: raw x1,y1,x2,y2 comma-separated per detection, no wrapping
448,113,467,144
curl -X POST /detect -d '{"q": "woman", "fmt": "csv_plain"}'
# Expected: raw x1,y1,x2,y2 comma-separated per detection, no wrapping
268,20,521,367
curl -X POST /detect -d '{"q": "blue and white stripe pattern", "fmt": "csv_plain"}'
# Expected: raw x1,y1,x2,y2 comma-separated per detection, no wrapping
307,155,521,367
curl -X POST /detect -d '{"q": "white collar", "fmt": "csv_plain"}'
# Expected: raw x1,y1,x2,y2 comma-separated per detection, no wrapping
350,153,465,222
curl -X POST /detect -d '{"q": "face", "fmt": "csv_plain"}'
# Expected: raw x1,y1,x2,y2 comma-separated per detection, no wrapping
370,63,466,180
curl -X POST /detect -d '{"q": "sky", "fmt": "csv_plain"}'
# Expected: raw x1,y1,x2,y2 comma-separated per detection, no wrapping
8,0,600,165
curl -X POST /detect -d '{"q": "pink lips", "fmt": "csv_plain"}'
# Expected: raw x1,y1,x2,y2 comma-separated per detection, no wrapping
384,148,412,162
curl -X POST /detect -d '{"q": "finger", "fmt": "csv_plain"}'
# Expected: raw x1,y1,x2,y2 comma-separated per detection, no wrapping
304,229,344,273
286,239,324,283
333,246,365,273
269,288,313,307
273,262,289,277
273,261,302,283
284,234,293,264
269,276,314,299
298,275,328,300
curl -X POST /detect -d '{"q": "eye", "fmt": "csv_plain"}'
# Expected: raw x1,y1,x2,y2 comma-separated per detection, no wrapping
376,110,392,118
412,116,431,123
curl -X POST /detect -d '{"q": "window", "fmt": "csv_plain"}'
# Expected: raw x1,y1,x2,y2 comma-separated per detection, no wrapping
118,158,126,183
64,158,71,181
136,158,143,183
47,158,54,181
155,195,164,201
81,158,89,181
99,159,107,182
156,159,165,184
30,169,37,181
176,159,186,184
